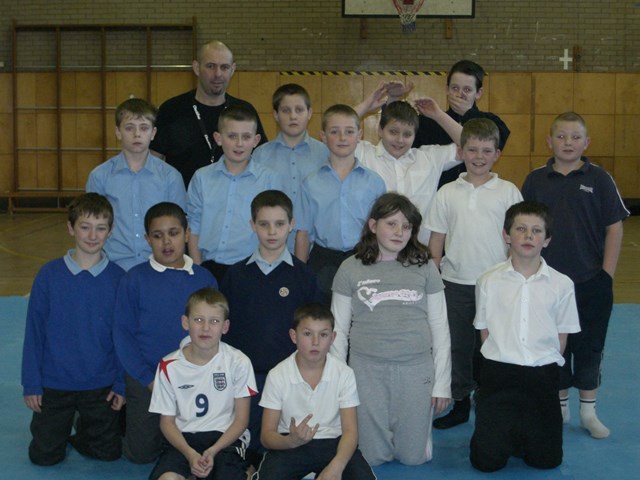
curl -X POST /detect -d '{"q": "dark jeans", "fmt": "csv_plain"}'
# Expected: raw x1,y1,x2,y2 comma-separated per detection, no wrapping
255,437,375,480
308,244,354,305
123,374,163,464
470,359,562,472
29,386,121,465
560,269,614,391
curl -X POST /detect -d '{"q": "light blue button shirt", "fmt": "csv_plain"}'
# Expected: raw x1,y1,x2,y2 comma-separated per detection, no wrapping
252,132,329,203
187,158,286,265
86,152,187,271
252,132,329,251
246,245,294,276
297,159,386,251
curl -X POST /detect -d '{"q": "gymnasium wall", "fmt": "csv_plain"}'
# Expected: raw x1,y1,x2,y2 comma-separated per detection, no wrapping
1,1,639,201
1,0,639,72
2,71,640,198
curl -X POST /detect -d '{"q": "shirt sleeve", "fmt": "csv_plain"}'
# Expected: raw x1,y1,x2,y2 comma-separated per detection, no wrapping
186,172,203,235
148,361,177,415
426,290,452,399
330,292,352,361
233,353,258,398
258,370,283,410
21,269,49,396
112,275,156,387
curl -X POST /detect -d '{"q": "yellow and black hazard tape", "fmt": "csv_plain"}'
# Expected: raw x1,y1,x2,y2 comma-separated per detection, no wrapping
279,71,447,76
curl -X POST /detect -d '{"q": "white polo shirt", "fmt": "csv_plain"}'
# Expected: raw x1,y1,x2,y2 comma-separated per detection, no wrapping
260,352,359,439
474,258,581,367
356,140,460,244
426,173,523,285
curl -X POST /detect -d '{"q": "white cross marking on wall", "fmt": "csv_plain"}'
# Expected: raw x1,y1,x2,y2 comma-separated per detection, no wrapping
559,49,573,70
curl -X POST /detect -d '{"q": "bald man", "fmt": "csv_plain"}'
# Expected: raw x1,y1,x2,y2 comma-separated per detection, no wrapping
151,41,268,186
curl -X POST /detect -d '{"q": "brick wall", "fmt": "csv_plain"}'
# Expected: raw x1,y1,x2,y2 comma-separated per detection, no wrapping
1,0,639,72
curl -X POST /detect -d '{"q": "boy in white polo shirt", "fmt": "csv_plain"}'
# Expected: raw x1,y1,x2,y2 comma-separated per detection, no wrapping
426,118,522,429
255,303,375,480
470,201,580,472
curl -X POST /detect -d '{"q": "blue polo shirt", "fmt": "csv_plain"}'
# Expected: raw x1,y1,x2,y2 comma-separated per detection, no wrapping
86,152,187,271
186,157,286,265
522,157,629,283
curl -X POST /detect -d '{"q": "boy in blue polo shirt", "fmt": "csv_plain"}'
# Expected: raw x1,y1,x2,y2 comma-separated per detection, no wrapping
22,193,125,465
294,104,386,303
522,112,629,439
187,105,285,281
86,98,186,270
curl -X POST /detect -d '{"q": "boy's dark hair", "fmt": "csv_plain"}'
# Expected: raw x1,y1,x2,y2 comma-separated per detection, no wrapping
115,98,158,127
68,192,114,228
355,192,429,267
292,303,335,330
251,190,293,222
550,111,588,135
447,60,485,91
217,104,258,132
504,201,553,239
184,287,230,319
461,118,500,150
272,83,311,111
380,101,419,132
144,202,188,233
321,104,360,131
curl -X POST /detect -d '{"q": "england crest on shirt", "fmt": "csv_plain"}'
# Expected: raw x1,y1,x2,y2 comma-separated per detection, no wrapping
213,373,227,391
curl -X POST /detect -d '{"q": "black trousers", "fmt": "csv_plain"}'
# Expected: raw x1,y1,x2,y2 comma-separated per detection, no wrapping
470,359,562,472
29,386,121,465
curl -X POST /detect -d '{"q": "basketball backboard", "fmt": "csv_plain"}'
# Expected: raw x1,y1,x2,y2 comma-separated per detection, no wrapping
342,0,475,18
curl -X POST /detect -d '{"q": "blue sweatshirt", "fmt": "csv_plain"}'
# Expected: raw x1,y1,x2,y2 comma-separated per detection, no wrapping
21,254,125,396
113,261,216,386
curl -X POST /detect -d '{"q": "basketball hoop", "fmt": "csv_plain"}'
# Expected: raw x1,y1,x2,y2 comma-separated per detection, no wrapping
392,0,425,34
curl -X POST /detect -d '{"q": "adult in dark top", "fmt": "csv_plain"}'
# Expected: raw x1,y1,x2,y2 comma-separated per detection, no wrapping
150,41,267,187
387,60,510,188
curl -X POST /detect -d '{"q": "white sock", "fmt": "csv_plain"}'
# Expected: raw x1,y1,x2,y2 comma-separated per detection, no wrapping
560,395,570,424
580,399,610,438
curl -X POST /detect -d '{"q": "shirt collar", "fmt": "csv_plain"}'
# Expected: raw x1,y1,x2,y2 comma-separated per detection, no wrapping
114,152,153,173
149,254,195,275
545,156,590,176
505,256,551,280
214,156,256,177
64,249,109,276
247,247,293,268
289,352,334,385
375,141,416,164
456,172,499,187
274,132,311,149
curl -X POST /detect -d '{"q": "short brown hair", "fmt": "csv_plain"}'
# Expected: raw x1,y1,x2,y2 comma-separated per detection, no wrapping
115,98,157,127
251,190,293,222
184,287,230,319
292,303,335,330
272,83,311,111
461,118,500,150
550,112,588,135
321,104,360,131
68,192,113,228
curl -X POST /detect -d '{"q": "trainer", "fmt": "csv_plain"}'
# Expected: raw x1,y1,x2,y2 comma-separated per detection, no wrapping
151,40,268,186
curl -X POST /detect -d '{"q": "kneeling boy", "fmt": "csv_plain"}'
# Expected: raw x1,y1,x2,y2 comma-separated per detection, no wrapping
149,288,257,480
21,193,125,465
470,202,580,472
256,303,375,480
